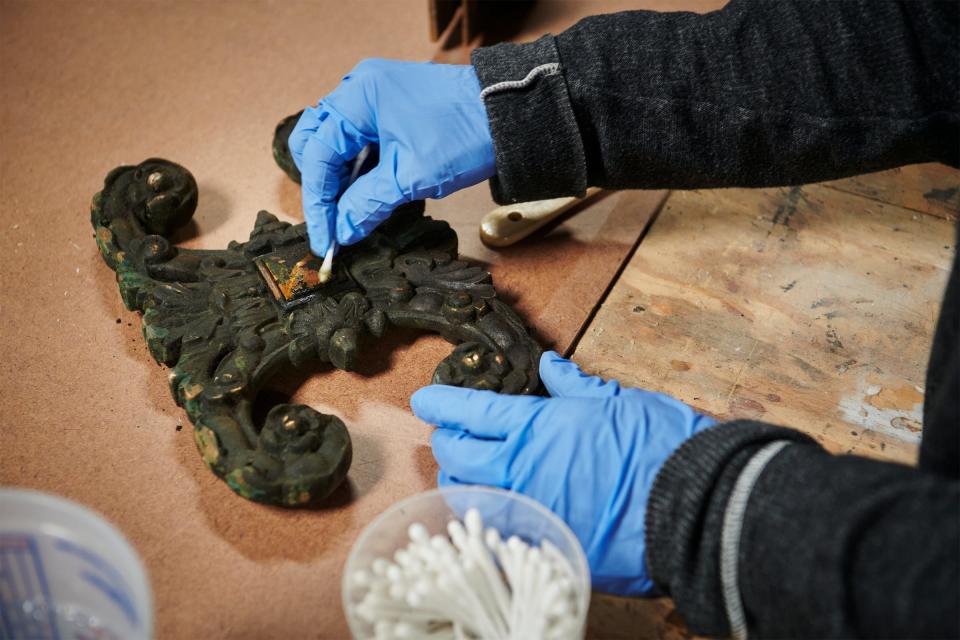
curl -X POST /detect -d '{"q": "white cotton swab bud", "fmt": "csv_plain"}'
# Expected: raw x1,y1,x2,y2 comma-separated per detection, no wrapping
386,564,403,583
318,244,335,284
484,527,501,550
408,522,430,544
352,569,371,587
372,558,390,576
464,508,483,539
446,519,470,555
430,534,456,557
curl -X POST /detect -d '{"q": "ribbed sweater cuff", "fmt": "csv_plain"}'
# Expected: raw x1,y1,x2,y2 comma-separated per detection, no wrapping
471,35,588,204
644,420,818,636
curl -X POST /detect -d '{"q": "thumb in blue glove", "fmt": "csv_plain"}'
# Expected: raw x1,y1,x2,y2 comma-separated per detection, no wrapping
410,351,717,596
288,59,496,256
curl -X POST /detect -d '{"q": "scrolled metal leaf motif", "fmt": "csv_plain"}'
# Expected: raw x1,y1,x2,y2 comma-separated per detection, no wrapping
90,117,542,507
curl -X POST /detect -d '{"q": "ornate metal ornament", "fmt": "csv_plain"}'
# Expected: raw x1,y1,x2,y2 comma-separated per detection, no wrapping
90,115,542,507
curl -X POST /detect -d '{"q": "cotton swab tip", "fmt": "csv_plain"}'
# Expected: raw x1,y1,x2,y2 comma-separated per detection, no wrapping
464,509,483,538
408,522,429,544
352,569,371,586
318,245,335,284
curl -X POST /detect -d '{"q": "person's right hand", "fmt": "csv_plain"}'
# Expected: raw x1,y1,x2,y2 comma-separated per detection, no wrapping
288,59,495,257
412,352,718,596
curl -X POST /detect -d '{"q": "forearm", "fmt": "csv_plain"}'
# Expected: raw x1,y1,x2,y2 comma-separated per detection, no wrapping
646,421,960,638
472,1,959,203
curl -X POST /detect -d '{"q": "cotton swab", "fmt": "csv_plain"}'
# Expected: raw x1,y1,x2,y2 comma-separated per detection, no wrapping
318,244,335,284
317,145,373,285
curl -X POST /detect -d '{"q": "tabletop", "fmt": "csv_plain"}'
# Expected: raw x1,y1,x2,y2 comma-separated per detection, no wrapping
2,1,955,638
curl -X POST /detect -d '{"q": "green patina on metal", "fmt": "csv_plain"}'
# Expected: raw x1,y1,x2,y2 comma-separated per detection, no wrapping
88,117,542,507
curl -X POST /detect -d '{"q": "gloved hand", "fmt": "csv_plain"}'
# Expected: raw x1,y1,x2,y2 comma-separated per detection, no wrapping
288,59,495,256
411,351,717,596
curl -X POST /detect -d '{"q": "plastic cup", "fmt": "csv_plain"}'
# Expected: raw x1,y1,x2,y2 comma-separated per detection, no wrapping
342,486,591,639
0,489,153,640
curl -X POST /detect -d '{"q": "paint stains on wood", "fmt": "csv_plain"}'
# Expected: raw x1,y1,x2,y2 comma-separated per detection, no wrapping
729,396,767,419
839,373,925,444
574,179,954,464
890,416,922,433
922,185,959,209
770,186,808,230
835,358,858,375
866,383,924,412
824,163,959,221
825,327,844,353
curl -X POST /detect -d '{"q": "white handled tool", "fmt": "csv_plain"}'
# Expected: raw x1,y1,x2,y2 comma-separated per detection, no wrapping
479,187,602,248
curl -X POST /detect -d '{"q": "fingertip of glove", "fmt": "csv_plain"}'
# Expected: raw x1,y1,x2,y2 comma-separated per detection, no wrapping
410,386,431,418
538,349,579,381
538,350,564,369
413,385,487,426
411,385,450,420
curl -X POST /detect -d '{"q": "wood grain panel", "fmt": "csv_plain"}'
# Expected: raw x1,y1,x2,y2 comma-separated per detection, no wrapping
575,184,954,464
823,163,959,221
580,181,955,638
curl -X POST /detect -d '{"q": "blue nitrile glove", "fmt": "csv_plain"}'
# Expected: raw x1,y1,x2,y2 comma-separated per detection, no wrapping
410,351,718,596
288,59,495,256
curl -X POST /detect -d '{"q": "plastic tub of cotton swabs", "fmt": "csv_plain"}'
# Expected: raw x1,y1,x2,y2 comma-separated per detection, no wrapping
343,487,591,639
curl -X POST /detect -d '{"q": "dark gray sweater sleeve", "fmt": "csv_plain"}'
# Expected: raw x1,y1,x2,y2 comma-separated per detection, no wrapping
645,421,960,638
471,0,959,204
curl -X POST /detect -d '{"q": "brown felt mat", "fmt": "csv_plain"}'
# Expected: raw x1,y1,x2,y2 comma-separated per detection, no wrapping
0,1,718,636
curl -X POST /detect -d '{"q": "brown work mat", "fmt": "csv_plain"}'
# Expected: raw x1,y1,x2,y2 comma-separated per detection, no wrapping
0,2,670,636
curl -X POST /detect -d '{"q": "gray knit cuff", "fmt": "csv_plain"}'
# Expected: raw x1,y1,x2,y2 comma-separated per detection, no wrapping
471,35,589,204
644,420,819,636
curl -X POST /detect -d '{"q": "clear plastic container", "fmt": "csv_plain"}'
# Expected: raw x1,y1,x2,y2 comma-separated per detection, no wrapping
342,486,591,639
0,489,153,640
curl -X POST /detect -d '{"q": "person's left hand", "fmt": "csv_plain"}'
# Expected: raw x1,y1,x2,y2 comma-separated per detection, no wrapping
411,351,717,596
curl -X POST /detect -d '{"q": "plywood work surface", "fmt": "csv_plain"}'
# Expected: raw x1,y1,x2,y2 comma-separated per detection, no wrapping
823,163,960,221
578,165,957,638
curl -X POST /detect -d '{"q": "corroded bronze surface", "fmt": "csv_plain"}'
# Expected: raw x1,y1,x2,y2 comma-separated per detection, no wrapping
89,123,542,507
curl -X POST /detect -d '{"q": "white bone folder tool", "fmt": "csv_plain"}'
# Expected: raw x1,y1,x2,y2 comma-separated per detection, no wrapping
479,187,602,248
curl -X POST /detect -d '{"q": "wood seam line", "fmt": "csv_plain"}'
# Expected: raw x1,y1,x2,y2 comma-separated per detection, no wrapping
723,338,760,409
819,182,958,221
564,190,673,360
